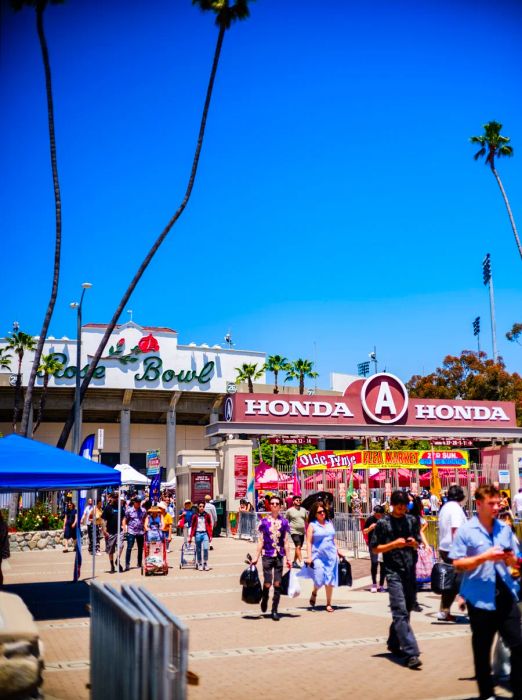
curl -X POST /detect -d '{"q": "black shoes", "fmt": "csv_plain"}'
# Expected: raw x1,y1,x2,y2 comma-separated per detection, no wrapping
413,603,423,612
271,611,280,621
387,644,406,657
260,590,269,613
406,656,422,669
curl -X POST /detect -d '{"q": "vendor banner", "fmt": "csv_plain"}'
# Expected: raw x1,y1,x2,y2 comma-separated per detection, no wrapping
297,449,469,470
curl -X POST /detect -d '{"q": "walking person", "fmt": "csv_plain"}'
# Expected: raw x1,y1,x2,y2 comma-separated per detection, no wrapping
159,501,173,553
188,501,213,570
363,505,386,592
102,492,125,574
85,498,103,555
450,484,522,700
62,501,77,553
304,500,343,612
179,500,194,543
371,490,422,669
123,496,147,571
0,511,10,586
430,491,440,516
286,495,308,568
251,495,292,621
437,484,467,621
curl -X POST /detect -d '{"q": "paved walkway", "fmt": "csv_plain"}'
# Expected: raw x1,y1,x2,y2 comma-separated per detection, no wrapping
2,537,512,700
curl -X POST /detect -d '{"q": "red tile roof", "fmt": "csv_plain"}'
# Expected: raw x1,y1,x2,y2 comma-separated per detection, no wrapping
83,323,177,333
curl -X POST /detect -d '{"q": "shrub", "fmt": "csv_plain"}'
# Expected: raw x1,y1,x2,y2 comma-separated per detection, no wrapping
16,501,63,532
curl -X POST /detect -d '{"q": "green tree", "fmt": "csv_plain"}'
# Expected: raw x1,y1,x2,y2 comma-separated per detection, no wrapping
470,121,521,260
11,1,66,438
407,350,522,424
285,359,319,395
506,323,522,345
265,355,290,394
7,331,36,430
33,354,64,433
56,0,252,449
0,348,12,372
235,363,264,393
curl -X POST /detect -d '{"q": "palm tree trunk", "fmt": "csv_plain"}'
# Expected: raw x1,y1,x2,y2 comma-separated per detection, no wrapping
20,1,62,438
33,375,49,434
56,23,227,449
299,374,304,395
491,166,522,260
274,369,279,394
247,378,254,393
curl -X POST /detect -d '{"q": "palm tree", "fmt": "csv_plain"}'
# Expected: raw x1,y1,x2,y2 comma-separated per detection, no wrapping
7,331,36,430
33,354,64,433
56,0,252,448
285,359,318,395
265,355,290,394
470,121,521,260
235,363,264,393
11,0,65,438
0,348,12,372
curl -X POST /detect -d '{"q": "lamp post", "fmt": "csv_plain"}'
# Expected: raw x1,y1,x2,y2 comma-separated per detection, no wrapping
70,282,92,454
482,254,498,362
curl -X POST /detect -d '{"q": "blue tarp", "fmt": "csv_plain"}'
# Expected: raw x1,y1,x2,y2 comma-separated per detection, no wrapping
0,434,121,492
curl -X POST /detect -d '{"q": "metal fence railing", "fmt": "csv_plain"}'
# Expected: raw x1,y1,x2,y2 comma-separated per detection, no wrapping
90,582,188,700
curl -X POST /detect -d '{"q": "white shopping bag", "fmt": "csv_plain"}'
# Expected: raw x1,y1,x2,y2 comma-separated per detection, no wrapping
287,569,301,598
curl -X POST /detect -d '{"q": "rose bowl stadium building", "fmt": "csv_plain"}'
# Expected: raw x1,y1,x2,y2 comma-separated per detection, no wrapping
1,322,522,508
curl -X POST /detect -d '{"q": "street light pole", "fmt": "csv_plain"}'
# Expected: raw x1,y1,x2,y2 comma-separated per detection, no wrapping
482,254,498,363
71,283,92,454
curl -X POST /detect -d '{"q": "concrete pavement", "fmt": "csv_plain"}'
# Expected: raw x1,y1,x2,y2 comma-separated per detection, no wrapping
2,536,512,700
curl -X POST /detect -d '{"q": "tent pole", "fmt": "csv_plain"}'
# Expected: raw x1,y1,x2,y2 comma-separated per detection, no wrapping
92,498,96,580
117,489,122,586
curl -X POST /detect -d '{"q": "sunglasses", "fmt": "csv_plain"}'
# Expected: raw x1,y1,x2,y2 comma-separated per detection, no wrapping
270,502,281,507
316,509,326,515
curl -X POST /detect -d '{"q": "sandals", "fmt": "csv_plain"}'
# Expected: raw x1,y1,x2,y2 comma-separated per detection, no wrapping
309,591,317,608
326,605,334,613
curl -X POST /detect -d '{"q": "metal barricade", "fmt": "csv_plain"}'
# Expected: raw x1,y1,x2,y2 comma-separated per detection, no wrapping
237,511,258,541
90,581,188,700
332,513,368,558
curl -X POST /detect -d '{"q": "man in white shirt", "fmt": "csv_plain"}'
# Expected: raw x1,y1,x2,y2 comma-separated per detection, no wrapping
513,488,522,518
437,485,467,621
204,494,218,549
430,492,440,515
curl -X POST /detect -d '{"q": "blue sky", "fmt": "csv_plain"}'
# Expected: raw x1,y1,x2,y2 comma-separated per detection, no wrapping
1,0,521,387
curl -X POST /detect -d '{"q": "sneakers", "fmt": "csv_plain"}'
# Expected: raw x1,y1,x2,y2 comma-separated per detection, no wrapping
292,562,301,569
378,586,385,592
197,563,203,571
271,611,280,621
370,585,378,593
203,563,209,571
413,603,423,612
406,656,422,669
437,611,456,622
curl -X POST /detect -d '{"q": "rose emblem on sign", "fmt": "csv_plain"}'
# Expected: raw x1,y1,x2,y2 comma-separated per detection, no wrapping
138,333,160,353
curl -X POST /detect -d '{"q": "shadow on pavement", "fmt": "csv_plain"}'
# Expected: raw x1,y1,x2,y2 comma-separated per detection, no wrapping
4,580,90,620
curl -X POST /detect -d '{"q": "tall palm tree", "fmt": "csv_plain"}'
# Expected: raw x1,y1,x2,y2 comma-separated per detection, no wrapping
470,121,521,260
0,348,12,372
33,353,64,433
7,331,36,430
56,0,252,448
265,355,290,394
12,0,65,438
235,363,264,393
285,359,318,395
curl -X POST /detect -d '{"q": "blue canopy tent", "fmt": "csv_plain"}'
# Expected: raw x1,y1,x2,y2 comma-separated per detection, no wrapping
0,434,120,491
0,434,121,581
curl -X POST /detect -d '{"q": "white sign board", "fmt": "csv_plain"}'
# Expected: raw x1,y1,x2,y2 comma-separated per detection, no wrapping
498,469,510,484
97,428,105,451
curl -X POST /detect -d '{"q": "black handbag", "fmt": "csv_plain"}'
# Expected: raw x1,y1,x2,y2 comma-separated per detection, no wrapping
431,561,457,594
338,557,352,587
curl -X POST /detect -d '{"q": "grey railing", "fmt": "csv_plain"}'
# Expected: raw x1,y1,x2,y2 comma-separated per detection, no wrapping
90,581,189,700
332,513,368,558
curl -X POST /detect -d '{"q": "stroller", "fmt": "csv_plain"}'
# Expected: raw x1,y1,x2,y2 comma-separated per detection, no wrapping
142,510,169,576
180,541,197,569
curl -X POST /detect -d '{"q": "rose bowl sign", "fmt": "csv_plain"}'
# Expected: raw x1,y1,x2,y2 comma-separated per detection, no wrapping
222,373,517,432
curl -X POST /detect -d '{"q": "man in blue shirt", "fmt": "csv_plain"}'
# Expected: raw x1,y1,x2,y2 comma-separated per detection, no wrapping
450,484,522,700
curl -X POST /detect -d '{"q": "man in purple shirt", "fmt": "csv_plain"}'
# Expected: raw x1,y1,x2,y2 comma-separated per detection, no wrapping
123,496,147,571
252,495,291,621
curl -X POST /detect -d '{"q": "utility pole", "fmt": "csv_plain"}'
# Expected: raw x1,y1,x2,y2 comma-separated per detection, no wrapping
473,316,481,354
482,254,498,362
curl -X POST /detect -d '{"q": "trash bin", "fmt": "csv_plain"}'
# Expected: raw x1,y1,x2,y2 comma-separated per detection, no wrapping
212,499,226,537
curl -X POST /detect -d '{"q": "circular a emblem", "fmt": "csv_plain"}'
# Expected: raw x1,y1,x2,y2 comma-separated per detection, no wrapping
360,373,409,424
224,396,234,422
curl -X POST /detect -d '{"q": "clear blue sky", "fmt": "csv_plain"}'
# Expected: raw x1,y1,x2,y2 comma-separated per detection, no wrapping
1,0,521,387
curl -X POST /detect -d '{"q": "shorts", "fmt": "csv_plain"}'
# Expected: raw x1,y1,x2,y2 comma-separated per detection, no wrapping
291,533,304,547
262,555,284,586
106,533,123,555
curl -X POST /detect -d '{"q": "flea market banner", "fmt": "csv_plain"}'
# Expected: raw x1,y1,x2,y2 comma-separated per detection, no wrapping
297,449,470,470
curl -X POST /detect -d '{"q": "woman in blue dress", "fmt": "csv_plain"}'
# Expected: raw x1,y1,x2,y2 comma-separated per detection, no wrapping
305,500,342,612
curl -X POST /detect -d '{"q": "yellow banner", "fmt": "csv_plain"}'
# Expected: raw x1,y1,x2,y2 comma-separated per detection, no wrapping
297,449,470,470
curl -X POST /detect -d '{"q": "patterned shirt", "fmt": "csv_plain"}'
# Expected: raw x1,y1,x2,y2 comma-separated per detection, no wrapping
124,506,147,535
258,516,290,557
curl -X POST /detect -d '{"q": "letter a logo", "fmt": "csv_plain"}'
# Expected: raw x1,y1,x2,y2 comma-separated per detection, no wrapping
361,373,409,424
